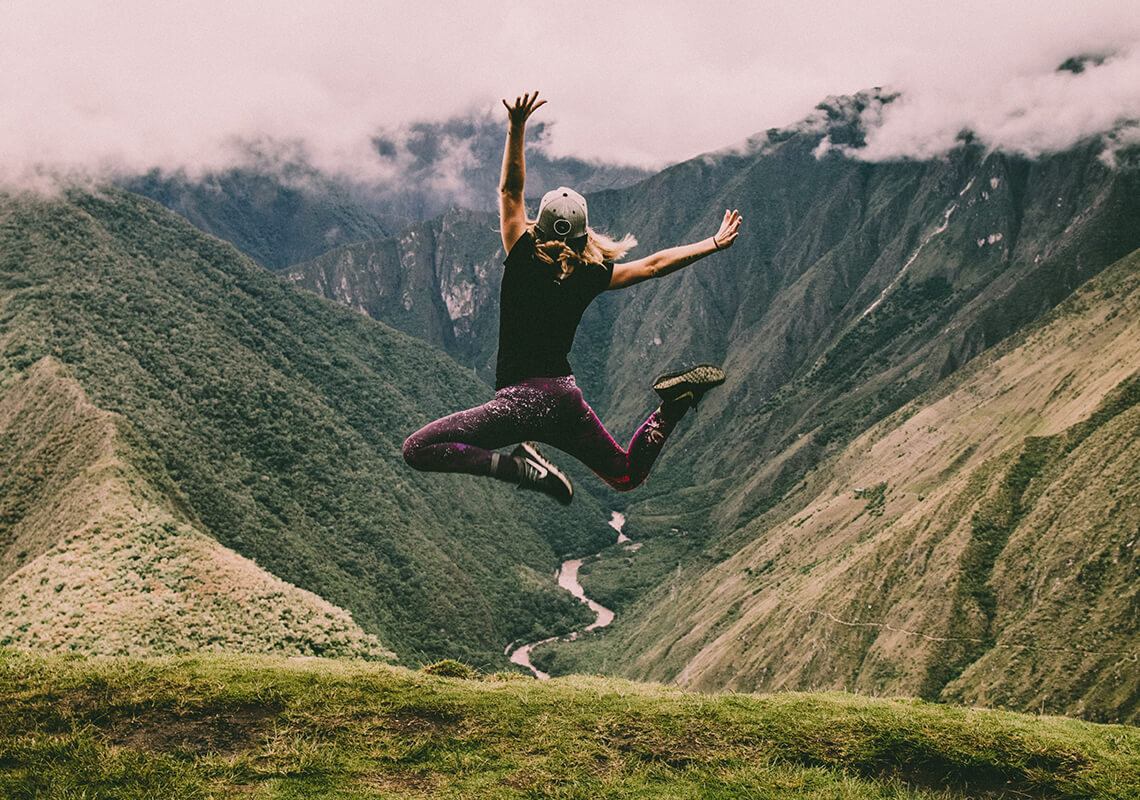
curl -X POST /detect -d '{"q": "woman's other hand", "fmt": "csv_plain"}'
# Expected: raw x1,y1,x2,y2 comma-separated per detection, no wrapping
712,209,743,250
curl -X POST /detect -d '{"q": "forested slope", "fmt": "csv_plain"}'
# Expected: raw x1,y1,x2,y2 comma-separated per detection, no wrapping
0,187,610,666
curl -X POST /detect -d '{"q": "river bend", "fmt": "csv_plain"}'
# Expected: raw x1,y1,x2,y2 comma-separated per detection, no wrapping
506,512,626,678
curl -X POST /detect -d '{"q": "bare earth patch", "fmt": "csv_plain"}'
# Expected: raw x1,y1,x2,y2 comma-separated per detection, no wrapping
105,704,278,757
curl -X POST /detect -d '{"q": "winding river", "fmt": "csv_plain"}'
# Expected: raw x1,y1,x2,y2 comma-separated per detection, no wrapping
506,512,627,679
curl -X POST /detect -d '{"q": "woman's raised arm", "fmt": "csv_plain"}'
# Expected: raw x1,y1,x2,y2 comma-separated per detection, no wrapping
499,91,547,252
609,209,742,290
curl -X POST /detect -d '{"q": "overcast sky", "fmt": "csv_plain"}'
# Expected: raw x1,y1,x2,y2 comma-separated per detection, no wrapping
3,0,1139,184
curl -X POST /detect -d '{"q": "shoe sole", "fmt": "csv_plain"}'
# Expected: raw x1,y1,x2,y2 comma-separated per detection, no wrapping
653,364,726,394
514,442,574,505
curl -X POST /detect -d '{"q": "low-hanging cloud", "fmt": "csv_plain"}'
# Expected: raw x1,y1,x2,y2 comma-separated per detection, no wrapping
831,44,1140,162
3,0,1140,191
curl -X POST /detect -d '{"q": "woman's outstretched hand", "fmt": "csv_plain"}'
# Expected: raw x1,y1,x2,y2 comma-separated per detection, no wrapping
712,209,743,251
503,91,547,127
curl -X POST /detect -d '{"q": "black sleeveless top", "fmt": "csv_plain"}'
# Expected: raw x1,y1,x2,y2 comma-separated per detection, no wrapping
494,232,613,389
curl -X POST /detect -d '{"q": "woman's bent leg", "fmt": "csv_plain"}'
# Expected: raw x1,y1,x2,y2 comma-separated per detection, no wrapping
403,396,527,477
550,388,679,492
403,378,573,477
404,377,681,493
403,380,578,504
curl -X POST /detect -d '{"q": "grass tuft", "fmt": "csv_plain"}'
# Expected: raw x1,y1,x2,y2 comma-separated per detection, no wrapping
421,659,478,680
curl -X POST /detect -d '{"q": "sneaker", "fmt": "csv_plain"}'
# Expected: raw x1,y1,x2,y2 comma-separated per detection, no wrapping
652,364,726,410
512,442,573,506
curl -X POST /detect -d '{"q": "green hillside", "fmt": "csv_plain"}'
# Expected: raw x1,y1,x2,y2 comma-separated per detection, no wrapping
0,357,391,660
3,649,1137,799
0,186,610,667
542,246,1140,723
122,165,393,271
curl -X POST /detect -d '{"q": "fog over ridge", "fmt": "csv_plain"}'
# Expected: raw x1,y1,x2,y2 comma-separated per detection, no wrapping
843,46,1140,163
3,1,1140,190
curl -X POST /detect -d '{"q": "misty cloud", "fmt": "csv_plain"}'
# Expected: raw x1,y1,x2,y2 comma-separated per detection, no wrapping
847,46,1140,161
3,0,1140,190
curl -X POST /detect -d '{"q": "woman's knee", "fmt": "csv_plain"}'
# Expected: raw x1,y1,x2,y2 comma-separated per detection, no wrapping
603,473,646,492
402,434,426,470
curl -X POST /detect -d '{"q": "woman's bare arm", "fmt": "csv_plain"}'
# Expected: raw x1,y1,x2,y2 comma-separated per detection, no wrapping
499,91,546,252
609,209,742,290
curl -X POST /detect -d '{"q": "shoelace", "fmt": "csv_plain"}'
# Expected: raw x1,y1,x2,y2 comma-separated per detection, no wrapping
518,458,549,485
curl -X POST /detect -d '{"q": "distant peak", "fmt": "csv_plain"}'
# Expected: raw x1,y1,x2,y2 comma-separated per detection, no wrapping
721,88,902,159
813,88,900,121
811,89,901,149
1056,53,1112,74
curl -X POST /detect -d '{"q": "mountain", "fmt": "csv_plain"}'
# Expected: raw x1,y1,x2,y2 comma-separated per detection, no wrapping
0,186,612,667
120,112,653,270
287,97,1140,433
7,83,1138,721
283,93,1140,721
363,111,655,222
286,206,504,382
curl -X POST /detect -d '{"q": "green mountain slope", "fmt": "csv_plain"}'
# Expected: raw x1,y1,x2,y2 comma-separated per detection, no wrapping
0,357,391,659
554,246,1140,723
4,649,1138,799
121,165,392,272
0,186,609,667
590,135,1140,508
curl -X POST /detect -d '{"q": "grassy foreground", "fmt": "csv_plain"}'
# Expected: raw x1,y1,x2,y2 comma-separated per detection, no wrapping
1,650,1137,799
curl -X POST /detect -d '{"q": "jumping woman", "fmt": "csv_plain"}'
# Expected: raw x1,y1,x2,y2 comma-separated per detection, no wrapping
403,91,742,504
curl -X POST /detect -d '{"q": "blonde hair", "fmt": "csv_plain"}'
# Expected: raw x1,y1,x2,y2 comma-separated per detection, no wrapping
529,223,637,274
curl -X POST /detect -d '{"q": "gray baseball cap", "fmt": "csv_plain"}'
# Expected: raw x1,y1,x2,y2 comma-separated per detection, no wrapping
536,186,588,242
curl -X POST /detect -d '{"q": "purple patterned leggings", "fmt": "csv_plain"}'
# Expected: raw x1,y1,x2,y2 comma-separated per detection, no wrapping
402,376,677,491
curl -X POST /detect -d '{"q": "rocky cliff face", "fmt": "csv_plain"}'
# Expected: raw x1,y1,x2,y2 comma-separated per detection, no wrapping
287,207,505,382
